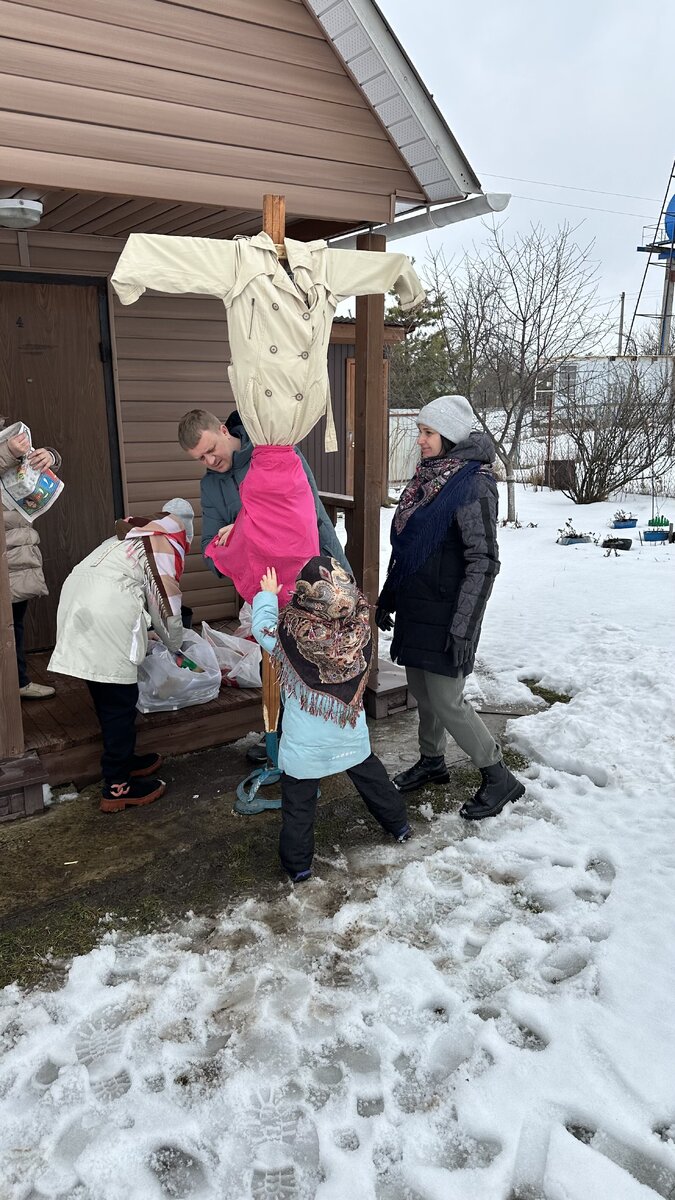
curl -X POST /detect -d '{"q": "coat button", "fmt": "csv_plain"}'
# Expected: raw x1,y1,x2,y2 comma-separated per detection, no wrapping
300,350,308,359
295,393,303,401
302,312,310,320
265,389,272,397
272,302,279,310
270,345,278,353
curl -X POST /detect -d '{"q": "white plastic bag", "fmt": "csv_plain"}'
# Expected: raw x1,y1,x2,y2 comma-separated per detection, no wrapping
201,620,262,689
137,629,221,713
235,601,254,639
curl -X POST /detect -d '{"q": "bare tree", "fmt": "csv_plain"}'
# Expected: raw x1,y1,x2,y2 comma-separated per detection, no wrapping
556,357,675,504
428,223,609,520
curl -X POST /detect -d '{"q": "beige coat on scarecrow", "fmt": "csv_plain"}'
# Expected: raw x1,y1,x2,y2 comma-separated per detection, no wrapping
0,436,61,603
111,232,425,452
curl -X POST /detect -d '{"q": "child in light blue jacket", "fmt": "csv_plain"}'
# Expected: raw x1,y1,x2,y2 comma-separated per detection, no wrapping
252,556,410,881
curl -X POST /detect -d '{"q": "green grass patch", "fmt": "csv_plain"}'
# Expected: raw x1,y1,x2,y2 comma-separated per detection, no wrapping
522,678,571,706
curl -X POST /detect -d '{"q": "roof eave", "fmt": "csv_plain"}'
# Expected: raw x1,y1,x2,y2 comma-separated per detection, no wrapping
303,0,482,204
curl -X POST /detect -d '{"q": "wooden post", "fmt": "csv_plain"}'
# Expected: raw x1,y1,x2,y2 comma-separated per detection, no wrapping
262,194,286,255
259,193,286,736
352,232,386,683
0,510,23,759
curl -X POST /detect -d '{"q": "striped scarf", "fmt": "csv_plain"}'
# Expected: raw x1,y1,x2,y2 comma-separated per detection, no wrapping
116,514,188,642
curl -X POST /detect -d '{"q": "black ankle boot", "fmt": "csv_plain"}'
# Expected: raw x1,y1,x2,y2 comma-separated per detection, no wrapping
460,760,525,820
393,755,450,793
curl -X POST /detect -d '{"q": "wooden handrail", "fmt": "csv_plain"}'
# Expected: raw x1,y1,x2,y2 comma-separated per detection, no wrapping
318,492,354,509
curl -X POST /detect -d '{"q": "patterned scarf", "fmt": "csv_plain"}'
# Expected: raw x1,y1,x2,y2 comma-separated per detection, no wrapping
273,556,373,728
381,459,484,603
393,454,465,534
116,514,188,642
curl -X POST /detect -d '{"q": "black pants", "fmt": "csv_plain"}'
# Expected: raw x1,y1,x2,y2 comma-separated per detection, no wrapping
12,600,30,688
87,680,139,784
279,752,408,876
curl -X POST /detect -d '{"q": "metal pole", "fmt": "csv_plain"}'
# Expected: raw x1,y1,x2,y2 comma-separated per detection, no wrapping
659,266,675,355
546,385,554,489
618,291,625,355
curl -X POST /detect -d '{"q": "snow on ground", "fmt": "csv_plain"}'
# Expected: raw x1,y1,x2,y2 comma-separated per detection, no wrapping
2,487,675,1200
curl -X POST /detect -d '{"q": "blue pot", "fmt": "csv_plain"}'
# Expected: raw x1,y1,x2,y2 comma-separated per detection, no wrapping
611,519,637,529
643,529,668,542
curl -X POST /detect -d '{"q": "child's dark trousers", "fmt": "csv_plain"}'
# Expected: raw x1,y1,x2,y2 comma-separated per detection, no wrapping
279,752,408,876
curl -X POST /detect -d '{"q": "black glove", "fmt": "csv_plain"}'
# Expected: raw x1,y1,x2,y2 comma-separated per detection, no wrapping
375,606,394,632
445,633,475,670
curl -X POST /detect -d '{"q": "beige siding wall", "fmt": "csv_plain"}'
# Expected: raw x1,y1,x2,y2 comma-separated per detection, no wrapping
0,228,237,622
0,0,421,221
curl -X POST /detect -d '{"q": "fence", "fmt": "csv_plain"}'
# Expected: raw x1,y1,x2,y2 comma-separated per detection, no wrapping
389,409,420,488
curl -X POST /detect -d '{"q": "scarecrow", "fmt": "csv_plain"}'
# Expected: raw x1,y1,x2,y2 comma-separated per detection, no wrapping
111,198,424,806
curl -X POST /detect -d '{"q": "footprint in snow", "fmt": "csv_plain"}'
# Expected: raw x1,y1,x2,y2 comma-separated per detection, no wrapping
475,1004,549,1052
33,1114,105,1197
463,925,491,959
243,1086,320,1200
654,1120,675,1145
539,945,591,985
74,1006,132,1101
148,1144,209,1197
333,1128,360,1151
566,1124,675,1199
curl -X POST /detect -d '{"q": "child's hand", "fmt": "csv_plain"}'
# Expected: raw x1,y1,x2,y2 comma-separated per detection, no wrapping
260,567,282,594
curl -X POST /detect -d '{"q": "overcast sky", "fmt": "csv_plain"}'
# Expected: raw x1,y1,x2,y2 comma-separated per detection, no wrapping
376,0,675,345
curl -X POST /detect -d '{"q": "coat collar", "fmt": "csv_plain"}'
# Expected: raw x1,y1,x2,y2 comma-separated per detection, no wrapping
232,232,330,306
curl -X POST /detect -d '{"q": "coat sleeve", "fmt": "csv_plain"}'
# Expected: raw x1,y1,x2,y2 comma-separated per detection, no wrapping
450,477,500,641
111,233,238,306
251,591,278,655
325,248,425,311
0,439,18,474
200,474,241,577
159,612,185,655
294,449,351,572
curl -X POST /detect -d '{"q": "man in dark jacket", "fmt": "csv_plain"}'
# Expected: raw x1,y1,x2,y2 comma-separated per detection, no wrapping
178,408,349,765
377,395,525,821
178,409,349,572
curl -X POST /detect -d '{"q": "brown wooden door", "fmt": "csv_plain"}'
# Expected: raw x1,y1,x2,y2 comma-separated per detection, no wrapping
0,280,116,650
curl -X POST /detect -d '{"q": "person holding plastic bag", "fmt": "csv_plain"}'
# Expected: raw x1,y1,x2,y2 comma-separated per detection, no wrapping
49,499,194,813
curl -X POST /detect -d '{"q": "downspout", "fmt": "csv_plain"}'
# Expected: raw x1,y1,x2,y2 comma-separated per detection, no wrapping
330,193,511,249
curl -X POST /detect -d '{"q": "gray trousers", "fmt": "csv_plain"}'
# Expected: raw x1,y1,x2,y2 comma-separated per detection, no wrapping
406,667,501,769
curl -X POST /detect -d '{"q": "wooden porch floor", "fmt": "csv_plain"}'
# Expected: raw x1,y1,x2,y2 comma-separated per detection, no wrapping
23,647,263,788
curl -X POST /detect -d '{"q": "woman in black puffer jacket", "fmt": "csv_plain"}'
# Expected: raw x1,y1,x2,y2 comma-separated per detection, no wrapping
377,395,524,820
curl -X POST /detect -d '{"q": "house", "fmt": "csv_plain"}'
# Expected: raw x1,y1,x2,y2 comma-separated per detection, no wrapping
0,0,493,813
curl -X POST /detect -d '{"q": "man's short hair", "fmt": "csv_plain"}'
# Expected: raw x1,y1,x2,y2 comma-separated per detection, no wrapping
178,409,223,451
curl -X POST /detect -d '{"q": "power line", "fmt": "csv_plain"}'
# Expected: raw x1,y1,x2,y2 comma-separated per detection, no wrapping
481,173,659,204
512,193,654,219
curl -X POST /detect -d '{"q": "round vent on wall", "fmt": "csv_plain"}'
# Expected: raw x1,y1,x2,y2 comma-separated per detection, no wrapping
0,199,43,229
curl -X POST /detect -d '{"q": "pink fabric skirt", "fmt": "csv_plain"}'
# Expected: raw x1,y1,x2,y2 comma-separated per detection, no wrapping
204,445,320,607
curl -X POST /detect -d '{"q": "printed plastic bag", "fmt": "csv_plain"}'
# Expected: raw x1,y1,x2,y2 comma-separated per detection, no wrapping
137,629,221,713
201,620,262,689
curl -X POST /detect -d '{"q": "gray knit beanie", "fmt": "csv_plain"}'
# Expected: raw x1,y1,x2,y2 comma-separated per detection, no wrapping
416,395,475,446
162,497,194,543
